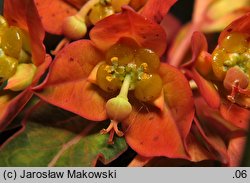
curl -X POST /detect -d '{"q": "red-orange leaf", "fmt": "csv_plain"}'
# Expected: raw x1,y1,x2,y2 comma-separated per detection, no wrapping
192,97,247,165
34,0,77,35
123,105,188,158
0,55,51,131
186,69,220,108
183,31,208,68
186,127,215,162
0,0,50,130
64,0,87,9
220,100,250,130
123,63,194,158
90,7,167,56
140,0,176,23
193,117,229,164
34,40,109,121
0,89,33,131
227,135,247,166
184,32,220,108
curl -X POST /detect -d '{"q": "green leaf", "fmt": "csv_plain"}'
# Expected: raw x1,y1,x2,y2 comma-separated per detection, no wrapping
0,102,127,166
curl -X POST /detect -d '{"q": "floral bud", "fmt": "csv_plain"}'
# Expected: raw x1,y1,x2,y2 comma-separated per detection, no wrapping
62,16,87,40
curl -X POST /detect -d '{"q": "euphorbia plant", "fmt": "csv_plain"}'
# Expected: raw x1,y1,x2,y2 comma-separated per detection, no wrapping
188,12,250,112
34,7,195,158
34,0,176,53
167,0,250,67
0,0,51,131
182,12,250,165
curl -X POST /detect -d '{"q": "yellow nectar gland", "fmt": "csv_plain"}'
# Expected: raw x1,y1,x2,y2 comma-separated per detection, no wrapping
62,0,132,40
211,32,250,105
0,16,32,89
95,43,162,143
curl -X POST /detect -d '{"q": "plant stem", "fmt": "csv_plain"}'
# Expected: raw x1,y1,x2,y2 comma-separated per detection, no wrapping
118,74,131,99
75,0,100,21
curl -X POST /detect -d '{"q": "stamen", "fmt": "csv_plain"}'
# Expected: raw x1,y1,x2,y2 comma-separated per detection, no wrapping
138,73,151,80
116,66,125,74
224,60,236,67
104,65,113,73
140,63,148,71
126,63,136,73
111,56,119,63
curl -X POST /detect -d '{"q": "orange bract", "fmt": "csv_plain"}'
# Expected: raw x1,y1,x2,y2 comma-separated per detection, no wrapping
34,6,195,158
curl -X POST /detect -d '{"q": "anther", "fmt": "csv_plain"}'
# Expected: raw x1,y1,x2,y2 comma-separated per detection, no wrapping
106,75,114,82
140,62,148,71
116,66,125,74
104,65,113,73
138,73,151,80
111,56,119,64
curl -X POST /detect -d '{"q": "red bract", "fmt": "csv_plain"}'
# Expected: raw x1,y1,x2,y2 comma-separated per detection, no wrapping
185,13,250,120
182,31,221,109
167,0,250,67
90,6,167,56
183,13,250,165
188,96,248,165
139,0,176,23
34,0,176,35
34,7,194,158
194,97,239,164
0,0,51,130
34,0,78,35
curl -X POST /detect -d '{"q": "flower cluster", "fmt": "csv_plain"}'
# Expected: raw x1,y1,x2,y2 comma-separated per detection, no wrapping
0,0,249,167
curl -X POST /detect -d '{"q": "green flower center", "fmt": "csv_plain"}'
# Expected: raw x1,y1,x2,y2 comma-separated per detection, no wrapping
95,40,163,144
96,41,163,102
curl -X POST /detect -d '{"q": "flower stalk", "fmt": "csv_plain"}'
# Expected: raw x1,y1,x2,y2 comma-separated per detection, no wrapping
101,74,132,144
